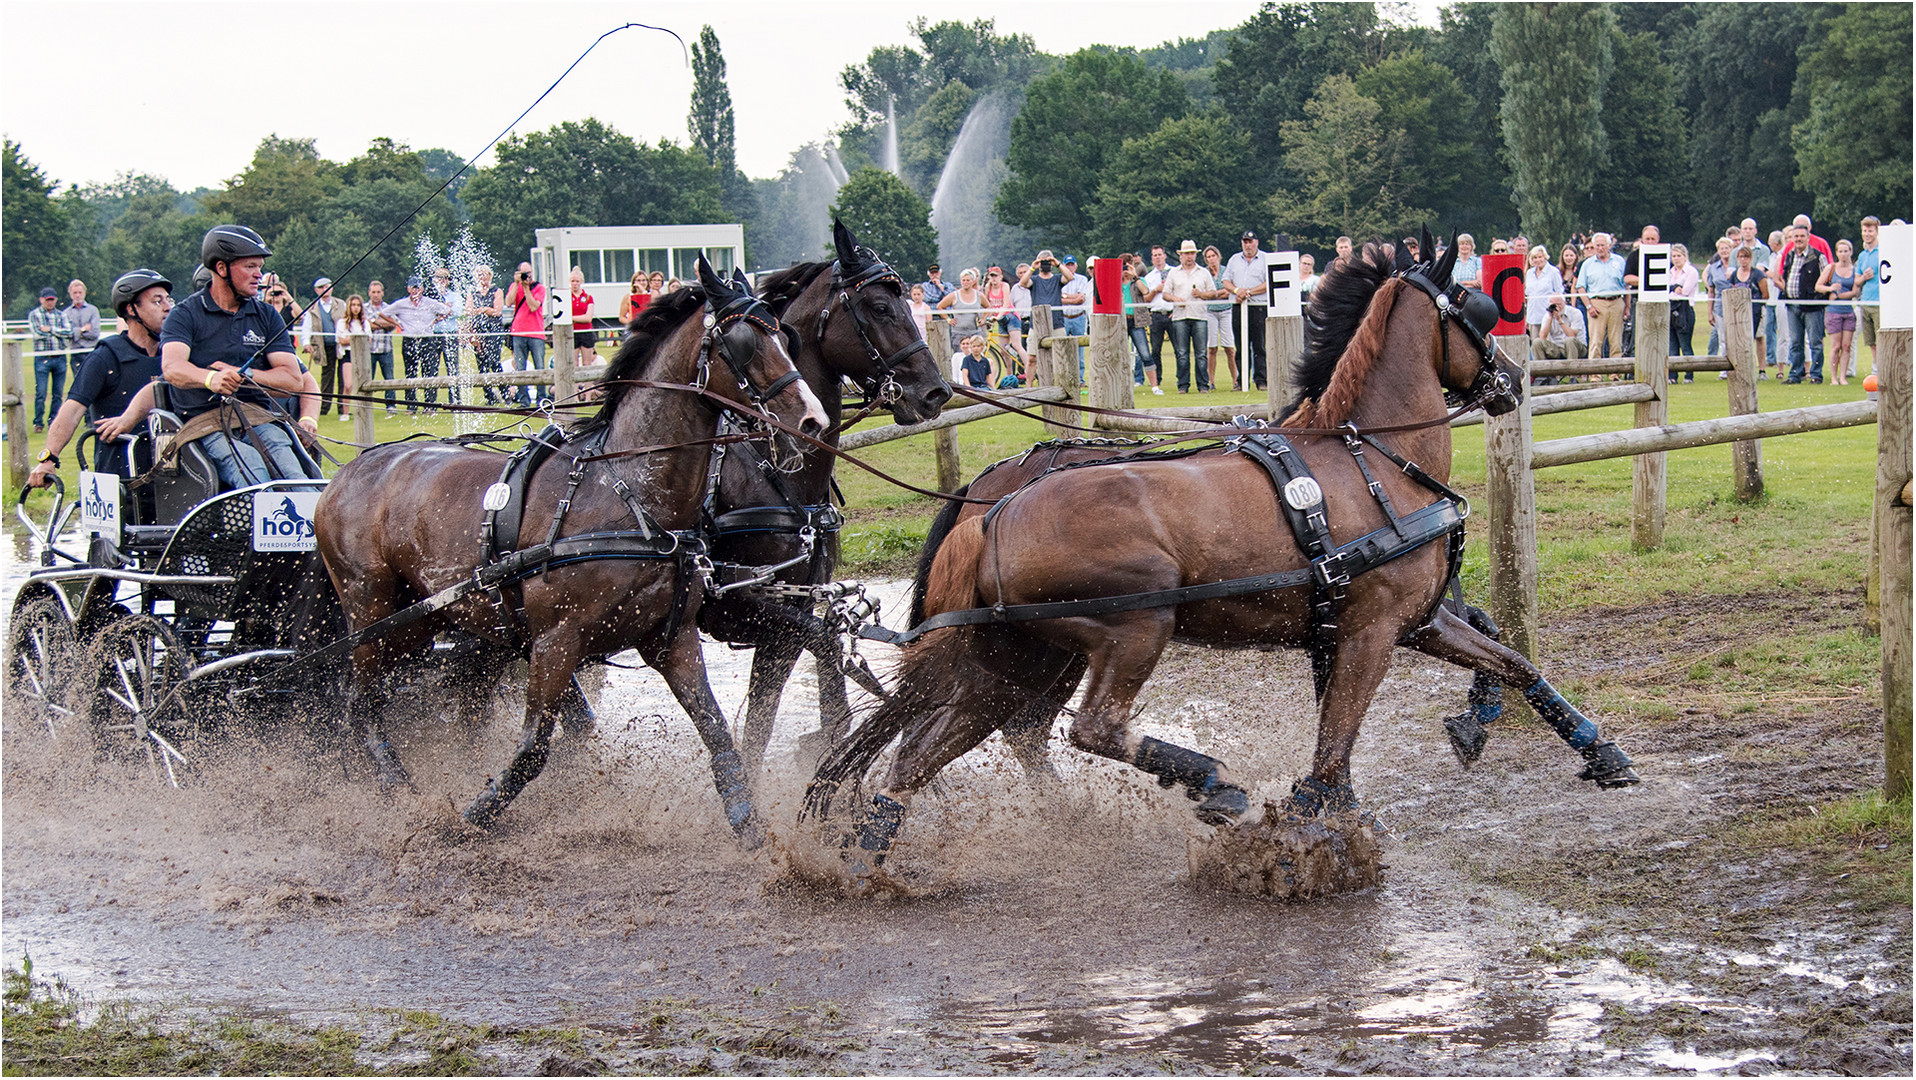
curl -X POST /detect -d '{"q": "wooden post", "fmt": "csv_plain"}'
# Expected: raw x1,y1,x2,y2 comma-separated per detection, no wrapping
1267,312,1302,417
927,328,962,491
1876,326,1911,799
1087,312,1132,420
3,340,28,493
1485,332,1539,662
1633,299,1670,551
1723,289,1764,501
351,332,375,448
552,322,575,404
1030,305,1075,438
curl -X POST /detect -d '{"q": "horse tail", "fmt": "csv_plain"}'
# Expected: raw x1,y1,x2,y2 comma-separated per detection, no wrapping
922,515,988,617
910,482,971,625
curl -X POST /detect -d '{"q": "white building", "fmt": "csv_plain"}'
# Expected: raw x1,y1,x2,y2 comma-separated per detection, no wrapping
531,224,745,323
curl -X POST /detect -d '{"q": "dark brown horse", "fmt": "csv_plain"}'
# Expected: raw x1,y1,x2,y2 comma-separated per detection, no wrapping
807,240,1636,867
317,259,827,843
697,222,949,788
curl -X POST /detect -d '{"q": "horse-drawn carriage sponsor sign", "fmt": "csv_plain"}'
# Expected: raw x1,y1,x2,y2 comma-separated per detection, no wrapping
79,471,119,537
1267,252,1301,318
1481,253,1526,335
253,491,320,552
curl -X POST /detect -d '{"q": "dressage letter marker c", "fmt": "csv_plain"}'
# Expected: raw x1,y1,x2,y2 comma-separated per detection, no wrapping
1481,253,1526,335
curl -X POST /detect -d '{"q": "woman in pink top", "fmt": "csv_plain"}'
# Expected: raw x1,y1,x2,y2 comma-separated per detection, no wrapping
505,261,548,407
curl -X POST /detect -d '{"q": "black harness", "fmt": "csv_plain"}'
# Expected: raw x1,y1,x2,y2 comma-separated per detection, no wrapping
817,247,932,406
699,412,844,596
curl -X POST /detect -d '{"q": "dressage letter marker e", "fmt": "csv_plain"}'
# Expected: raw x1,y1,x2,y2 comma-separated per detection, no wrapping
1267,252,1301,318
1637,244,1671,300
253,491,321,552
1481,253,1526,335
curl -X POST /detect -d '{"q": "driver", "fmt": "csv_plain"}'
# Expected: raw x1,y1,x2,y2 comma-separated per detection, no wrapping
28,268,174,491
157,225,314,487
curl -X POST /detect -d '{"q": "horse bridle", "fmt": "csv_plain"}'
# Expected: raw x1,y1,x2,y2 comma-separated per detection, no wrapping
817,246,931,405
704,287,804,410
1397,267,1517,412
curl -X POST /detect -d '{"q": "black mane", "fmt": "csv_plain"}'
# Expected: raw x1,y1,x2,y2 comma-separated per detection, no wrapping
1283,236,1454,419
569,286,708,436
754,261,833,317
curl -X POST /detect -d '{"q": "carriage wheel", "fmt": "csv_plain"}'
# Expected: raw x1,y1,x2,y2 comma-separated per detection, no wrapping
5,595,80,740
87,615,193,787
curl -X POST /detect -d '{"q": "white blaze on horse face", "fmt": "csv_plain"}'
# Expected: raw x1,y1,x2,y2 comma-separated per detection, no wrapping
795,379,829,432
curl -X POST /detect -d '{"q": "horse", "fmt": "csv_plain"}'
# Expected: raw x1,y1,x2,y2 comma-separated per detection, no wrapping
316,258,828,843
695,221,950,788
805,237,1638,868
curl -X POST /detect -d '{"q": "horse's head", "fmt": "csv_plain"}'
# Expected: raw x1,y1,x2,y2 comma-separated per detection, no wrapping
819,219,951,424
696,256,829,469
1403,228,1523,417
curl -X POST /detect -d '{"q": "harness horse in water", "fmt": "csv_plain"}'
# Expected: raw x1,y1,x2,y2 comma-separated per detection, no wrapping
805,237,1638,867
316,259,828,843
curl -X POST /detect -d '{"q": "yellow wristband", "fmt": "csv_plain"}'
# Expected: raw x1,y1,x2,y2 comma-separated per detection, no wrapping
205,371,217,391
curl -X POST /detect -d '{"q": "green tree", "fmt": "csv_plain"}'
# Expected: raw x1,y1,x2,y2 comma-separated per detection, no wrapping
1491,2,1614,248
4,141,73,312
201,135,339,242
461,119,723,272
1214,2,1406,166
688,25,737,178
1089,115,1262,256
1677,2,1812,238
1354,51,1475,220
830,168,938,281
1792,2,1914,229
995,49,1188,255
1589,29,1690,238
1426,2,1518,236
1269,74,1431,249
899,79,977,196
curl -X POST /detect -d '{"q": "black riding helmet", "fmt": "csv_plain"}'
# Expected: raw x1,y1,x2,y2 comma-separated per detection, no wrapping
201,224,271,271
192,265,213,293
110,268,172,319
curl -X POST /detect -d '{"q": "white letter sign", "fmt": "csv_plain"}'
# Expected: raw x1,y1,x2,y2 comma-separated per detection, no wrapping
1637,244,1671,300
1267,252,1301,318
1881,222,1912,331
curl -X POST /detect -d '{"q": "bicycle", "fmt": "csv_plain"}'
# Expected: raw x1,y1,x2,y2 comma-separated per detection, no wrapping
981,319,1028,388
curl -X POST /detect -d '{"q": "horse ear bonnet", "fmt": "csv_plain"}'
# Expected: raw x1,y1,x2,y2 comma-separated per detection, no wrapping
1430,229,1460,286
1393,242,1415,272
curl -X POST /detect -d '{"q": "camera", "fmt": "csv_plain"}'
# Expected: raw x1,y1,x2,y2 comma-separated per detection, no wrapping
1548,303,1560,312
1039,260,1054,270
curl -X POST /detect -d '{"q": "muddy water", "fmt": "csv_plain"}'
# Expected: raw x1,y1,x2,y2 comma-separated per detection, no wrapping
0,528,1896,1073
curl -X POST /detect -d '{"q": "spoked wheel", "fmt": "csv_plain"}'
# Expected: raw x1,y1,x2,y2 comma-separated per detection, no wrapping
87,615,193,787
6,595,80,739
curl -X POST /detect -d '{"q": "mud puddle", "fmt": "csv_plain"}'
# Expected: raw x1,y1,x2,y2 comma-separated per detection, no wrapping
5,531,1908,1073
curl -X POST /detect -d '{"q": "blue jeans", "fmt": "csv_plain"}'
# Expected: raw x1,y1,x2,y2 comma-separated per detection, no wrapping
199,424,309,489
1063,313,1088,382
1784,304,1824,381
32,355,67,425
370,350,395,407
512,335,548,405
1168,319,1208,391
1130,326,1154,383
1762,307,1779,368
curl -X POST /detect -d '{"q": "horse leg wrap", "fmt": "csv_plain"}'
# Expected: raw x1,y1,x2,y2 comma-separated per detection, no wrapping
1282,774,1360,819
1444,672,1504,768
852,793,907,865
1522,678,1641,789
1133,737,1249,825
709,749,758,835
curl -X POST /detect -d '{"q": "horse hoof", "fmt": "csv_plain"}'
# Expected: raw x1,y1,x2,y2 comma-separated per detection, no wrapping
1578,740,1641,789
732,813,765,852
1281,776,1359,819
1195,783,1250,826
1444,709,1491,768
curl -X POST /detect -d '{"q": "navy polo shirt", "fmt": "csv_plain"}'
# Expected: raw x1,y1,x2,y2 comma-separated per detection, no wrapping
158,287,295,418
68,334,161,476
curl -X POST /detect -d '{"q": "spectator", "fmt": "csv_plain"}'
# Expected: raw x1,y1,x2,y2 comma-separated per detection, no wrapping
566,267,597,362
1704,237,1738,371
1857,216,1882,369
365,280,399,415
620,270,651,331
1453,233,1482,290
1784,213,1835,262
1163,239,1216,394
1008,263,1033,355
1334,236,1353,266
1511,235,1531,259
1524,242,1565,341
665,277,683,294
29,268,172,490
27,287,73,432
1739,219,1773,270
386,275,455,411
1531,295,1588,364
1058,256,1093,375
935,267,986,351
1122,253,1162,395
1142,245,1174,378
1300,253,1320,300
1576,232,1628,360
505,261,548,406
956,334,992,389
1401,236,1422,262
1765,228,1789,371
908,283,932,340
981,266,1028,370
1777,224,1825,383
300,277,349,415
1221,230,1271,389
336,293,367,420
921,263,954,307
64,279,102,356
1488,239,1510,255
468,267,507,405
430,267,464,403
1817,238,1858,386
1022,251,1063,329
262,274,301,331
1669,243,1699,382
1199,245,1237,391
1720,246,1769,352
1621,224,1660,356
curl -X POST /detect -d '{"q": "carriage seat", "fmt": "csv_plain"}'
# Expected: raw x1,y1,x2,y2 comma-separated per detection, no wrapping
144,381,325,525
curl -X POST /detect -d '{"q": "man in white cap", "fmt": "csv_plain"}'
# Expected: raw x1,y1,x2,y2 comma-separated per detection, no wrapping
1222,230,1273,389
1163,240,1219,393
301,277,350,416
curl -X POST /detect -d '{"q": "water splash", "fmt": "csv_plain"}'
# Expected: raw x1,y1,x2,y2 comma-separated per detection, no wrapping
445,227,494,433
928,94,1030,276
824,144,850,186
883,95,901,177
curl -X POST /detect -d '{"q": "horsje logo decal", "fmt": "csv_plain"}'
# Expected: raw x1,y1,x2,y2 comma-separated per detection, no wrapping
253,491,320,551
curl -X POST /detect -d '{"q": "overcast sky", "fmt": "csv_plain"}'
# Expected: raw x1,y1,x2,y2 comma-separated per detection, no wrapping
3,0,1441,193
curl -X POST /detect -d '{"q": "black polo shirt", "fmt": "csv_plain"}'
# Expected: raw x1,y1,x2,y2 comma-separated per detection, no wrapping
67,334,161,476
158,287,296,418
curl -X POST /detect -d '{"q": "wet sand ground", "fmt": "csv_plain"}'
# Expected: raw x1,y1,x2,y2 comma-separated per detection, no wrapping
3,580,1909,1074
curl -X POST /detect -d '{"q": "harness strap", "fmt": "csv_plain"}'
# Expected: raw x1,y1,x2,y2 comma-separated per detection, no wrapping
1229,425,1344,698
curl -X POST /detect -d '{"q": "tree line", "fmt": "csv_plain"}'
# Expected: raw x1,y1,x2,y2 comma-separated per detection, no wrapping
5,2,1909,315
